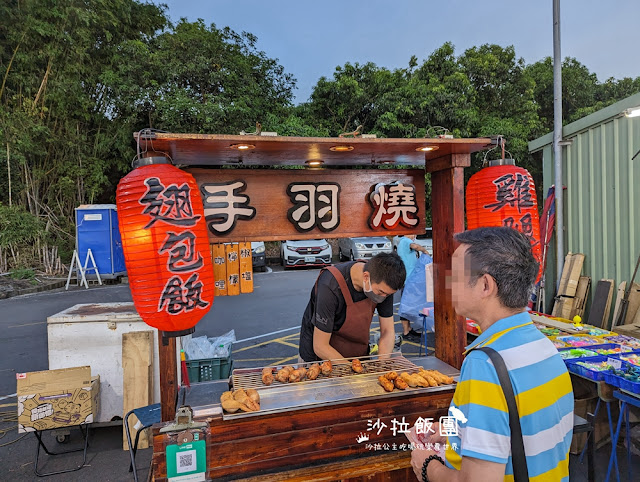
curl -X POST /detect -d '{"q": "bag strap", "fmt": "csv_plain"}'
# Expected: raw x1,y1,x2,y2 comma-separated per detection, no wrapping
476,346,529,482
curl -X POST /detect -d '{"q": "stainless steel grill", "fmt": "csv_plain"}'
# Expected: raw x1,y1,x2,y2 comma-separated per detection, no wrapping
231,353,420,391
223,354,457,420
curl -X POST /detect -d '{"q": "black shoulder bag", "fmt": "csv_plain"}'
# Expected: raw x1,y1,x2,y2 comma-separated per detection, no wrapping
476,346,529,482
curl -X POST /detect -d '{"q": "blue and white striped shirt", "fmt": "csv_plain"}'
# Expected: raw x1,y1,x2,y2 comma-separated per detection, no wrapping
445,311,573,481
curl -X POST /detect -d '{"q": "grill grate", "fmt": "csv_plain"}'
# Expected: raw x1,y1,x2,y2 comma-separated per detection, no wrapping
231,353,420,391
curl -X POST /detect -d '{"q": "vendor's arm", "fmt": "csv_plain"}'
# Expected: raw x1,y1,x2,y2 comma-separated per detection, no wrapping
410,242,430,255
377,315,395,359
376,294,396,359
312,327,348,363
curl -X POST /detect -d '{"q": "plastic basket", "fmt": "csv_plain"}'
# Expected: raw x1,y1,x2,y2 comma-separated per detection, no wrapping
603,360,640,394
186,355,232,382
558,348,598,360
555,335,603,348
620,378,640,394
565,356,610,381
559,343,635,357
603,371,621,388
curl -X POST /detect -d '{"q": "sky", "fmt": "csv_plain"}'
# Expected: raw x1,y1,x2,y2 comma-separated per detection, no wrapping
153,0,640,103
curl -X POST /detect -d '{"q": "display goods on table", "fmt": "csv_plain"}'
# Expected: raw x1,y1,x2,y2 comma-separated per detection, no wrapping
531,313,640,393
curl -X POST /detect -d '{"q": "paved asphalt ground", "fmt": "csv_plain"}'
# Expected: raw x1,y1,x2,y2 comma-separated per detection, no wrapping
0,265,429,481
0,265,635,480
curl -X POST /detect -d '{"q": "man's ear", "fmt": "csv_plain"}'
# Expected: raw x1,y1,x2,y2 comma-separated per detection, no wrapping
479,273,498,298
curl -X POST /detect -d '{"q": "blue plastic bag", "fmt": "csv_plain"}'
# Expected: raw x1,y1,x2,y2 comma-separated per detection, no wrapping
398,254,434,330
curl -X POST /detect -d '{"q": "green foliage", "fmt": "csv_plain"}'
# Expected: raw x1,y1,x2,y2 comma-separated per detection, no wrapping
9,268,36,280
1,0,638,269
0,204,46,248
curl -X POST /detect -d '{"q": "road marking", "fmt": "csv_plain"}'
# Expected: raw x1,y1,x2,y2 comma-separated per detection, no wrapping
275,340,299,349
272,355,299,366
0,402,16,408
233,334,296,353
234,326,299,344
7,321,45,329
0,392,17,401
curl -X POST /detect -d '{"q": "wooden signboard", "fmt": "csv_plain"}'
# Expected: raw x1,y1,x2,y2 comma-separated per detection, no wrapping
187,168,426,243
239,242,253,294
211,244,227,296
612,282,640,326
122,331,153,450
587,279,615,329
225,243,240,296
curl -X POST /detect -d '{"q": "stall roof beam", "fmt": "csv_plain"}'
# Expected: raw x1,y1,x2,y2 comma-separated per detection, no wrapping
135,132,491,167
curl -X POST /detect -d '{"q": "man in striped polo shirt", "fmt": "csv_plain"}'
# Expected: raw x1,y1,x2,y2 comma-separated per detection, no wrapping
412,227,573,481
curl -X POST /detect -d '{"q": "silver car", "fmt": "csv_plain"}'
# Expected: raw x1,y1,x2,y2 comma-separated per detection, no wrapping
338,236,392,261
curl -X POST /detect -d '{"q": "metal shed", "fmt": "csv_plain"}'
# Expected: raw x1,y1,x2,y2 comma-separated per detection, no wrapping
529,92,640,319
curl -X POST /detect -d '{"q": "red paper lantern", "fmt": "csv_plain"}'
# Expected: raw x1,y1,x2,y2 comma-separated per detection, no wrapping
116,157,214,335
466,162,543,282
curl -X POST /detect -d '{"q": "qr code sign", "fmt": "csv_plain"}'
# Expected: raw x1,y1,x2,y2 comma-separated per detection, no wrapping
176,449,196,474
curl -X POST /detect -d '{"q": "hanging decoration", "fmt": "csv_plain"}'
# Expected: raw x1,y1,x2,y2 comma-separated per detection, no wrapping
466,158,543,282
116,156,214,335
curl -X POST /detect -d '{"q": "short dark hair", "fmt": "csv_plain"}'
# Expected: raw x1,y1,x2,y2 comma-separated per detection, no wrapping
363,252,406,291
454,227,538,309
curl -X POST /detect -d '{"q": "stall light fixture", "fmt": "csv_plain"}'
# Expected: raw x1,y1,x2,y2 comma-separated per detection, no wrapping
329,145,354,152
377,160,395,165
416,145,439,152
305,160,324,167
230,143,255,150
624,106,640,118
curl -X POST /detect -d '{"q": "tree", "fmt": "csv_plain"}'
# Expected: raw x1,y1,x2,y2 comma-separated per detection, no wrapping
106,19,296,136
526,57,639,133
309,62,398,135
0,4,296,267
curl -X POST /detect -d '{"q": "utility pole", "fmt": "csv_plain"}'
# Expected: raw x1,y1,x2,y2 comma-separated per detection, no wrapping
553,0,564,287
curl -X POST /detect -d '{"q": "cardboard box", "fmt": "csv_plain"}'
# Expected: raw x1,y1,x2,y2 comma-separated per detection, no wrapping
17,366,99,433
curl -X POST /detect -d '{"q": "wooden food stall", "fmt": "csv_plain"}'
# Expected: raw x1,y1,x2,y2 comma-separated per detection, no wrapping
138,132,491,480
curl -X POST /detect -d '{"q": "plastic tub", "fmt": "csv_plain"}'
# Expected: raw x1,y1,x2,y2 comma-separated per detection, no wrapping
186,355,233,382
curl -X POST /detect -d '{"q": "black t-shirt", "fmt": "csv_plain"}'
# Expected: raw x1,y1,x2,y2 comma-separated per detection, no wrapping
298,261,394,362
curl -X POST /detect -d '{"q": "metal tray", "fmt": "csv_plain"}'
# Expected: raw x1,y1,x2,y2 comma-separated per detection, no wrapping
231,353,418,391
223,354,457,420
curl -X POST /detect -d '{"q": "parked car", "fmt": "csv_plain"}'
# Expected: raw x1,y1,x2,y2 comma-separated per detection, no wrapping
251,241,266,272
338,236,392,261
392,228,433,254
281,239,332,268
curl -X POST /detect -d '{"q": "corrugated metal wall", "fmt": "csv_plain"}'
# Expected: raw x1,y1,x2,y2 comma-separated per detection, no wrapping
530,93,640,322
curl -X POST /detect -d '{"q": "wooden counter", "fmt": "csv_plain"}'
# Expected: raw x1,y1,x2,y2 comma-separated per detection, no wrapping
151,357,457,481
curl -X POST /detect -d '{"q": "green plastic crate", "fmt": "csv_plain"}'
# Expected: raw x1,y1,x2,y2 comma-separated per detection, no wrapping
186,355,232,382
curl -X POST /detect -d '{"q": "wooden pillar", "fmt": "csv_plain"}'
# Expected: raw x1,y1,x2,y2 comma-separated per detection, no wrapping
158,332,177,422
427,154,469,370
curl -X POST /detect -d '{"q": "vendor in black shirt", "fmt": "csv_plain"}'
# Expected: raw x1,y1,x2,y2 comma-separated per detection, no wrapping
299,252,405,363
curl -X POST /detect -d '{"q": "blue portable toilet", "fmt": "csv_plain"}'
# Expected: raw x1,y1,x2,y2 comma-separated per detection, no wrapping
75,204,126,279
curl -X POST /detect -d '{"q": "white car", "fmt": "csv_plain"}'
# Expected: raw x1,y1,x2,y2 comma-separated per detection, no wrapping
392,228,433,254
280,239,332,268
338,237,392,261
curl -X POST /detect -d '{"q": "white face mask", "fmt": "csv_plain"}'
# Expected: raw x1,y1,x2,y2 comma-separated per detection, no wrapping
363,275,387,304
